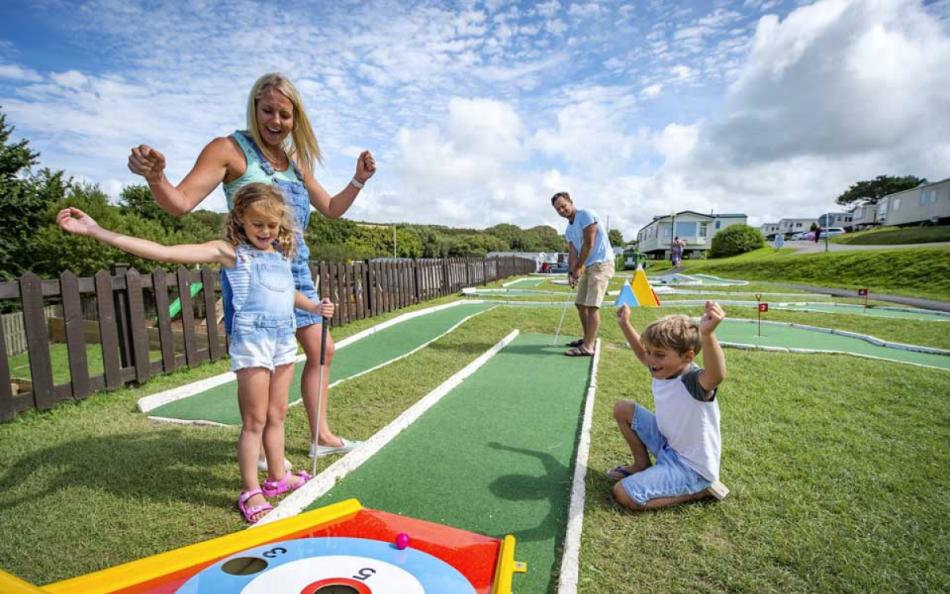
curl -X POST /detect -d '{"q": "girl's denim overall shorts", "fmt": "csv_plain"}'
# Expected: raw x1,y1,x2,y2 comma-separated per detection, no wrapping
223,245,297,372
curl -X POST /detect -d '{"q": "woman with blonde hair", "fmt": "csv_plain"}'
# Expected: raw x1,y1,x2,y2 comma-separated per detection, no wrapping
128,72,374,466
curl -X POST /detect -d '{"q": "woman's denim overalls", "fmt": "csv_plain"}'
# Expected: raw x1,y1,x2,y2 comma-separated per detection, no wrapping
223,245,298,372
221,130,322,336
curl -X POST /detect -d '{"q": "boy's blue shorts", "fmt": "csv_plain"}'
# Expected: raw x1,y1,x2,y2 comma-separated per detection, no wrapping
619,404,712,505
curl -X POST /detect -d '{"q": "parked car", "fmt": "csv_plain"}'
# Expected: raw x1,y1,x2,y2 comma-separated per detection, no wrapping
805,227,846,241
790,231,808,241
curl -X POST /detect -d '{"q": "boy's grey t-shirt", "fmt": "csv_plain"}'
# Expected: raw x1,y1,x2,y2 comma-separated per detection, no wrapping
652,364,721,481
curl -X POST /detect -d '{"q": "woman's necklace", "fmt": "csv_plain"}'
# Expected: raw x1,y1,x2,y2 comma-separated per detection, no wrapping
262,146,287,171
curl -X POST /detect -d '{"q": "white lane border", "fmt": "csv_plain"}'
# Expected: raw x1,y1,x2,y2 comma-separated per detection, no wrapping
557,338,601,594
256,329,521,526
137,300,490,415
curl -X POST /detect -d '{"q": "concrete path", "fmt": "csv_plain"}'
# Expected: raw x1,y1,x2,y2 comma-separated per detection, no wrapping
785,240,950,253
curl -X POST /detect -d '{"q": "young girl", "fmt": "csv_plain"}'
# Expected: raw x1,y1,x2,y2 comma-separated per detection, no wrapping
57,183,333,523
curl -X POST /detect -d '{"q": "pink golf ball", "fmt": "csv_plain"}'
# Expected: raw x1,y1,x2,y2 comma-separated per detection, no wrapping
395,532,410,550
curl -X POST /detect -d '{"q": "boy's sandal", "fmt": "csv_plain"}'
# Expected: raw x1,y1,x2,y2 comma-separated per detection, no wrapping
564,346,594,357
565,338,584,347
605,465,635,481
262,470,312,498
237,489,273,524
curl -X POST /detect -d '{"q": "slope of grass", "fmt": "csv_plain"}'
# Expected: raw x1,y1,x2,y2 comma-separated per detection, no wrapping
675,247,950,301
833,225,950,245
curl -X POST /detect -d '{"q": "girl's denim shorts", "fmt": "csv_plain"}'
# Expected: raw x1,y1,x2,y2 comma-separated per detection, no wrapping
229,313,297,372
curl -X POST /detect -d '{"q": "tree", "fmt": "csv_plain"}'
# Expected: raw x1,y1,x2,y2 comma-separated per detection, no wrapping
0,110,67,279
835,175,926,206
118,184,183,230
0,167,71,279
608,229,624,247
32,183,188,277
709,224,764,258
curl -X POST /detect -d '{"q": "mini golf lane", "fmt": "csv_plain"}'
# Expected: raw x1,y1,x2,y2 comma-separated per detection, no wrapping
308,332,593,594
503,277,546,288
716,319,950,370
653,300,949,321
147,302,496,425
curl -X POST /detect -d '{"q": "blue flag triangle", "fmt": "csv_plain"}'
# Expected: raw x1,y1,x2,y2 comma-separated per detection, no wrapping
614,283,639,308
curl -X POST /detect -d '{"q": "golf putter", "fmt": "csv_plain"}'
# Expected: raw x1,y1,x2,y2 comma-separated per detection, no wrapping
310,315,330,478
552,288,574,346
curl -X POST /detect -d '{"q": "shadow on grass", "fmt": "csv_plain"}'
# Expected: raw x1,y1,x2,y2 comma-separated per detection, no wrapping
0,430,236,509
487,441,570,544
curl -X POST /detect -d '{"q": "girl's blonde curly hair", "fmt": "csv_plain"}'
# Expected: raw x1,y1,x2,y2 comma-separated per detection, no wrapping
223,183,297,257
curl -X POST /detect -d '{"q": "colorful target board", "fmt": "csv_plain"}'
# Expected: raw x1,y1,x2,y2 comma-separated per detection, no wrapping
5,499,525,594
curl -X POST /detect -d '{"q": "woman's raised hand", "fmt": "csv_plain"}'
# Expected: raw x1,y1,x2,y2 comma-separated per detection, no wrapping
128,144,167,183
355,150,376,184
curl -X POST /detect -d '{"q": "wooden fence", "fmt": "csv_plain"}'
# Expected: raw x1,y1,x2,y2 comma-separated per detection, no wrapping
0,256,534,421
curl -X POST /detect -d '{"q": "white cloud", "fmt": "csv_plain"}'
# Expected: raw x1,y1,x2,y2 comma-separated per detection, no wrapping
531,86,644,176
649,0,950,231
0,64,43,82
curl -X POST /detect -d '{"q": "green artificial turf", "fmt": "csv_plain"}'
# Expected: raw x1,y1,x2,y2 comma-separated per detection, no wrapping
311,332,593,594
148,302,495,424
713,319,949,370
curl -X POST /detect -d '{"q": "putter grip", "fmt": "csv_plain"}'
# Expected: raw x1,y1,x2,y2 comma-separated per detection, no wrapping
319,317,329,366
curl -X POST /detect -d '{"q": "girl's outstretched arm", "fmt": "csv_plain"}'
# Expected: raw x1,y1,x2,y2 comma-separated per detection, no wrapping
57,207,236,268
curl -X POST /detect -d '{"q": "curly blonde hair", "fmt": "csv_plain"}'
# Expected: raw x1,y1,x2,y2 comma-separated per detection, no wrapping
246,72,322,178
642,315,702,355
224,183,297,257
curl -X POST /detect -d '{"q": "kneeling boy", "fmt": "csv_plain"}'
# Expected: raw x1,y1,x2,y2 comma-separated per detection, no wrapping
610,301,729,510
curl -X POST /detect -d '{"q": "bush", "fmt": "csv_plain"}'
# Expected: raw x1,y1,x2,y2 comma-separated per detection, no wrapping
709,224,765,258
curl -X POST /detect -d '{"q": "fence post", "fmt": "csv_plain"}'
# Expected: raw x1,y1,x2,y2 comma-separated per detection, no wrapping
20,273,55,410
0,317,12,419
152,268,176,373
60,270,90,399
95,270,123,389
110,263,134,368
126,268,151,383
201,268,223,361
176,267,199,367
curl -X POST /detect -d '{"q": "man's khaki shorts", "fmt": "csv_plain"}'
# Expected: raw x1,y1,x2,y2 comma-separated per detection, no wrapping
575,260,615,307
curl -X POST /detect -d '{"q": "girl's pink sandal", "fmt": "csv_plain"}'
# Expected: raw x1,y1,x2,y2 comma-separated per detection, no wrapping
237,488,273,524
262,470,311,497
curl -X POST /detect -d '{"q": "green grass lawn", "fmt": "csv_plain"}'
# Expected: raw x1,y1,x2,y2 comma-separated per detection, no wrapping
0,294,947,591
671,247,950,301
7,343,165,384
833,224,950,245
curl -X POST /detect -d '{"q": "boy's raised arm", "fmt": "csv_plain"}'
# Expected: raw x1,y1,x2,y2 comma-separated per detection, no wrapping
57,207,235,268
616,304,648,365
698,301,727,392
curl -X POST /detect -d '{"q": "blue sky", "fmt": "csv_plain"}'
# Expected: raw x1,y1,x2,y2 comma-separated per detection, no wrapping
1,0,949,241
